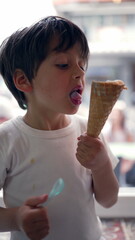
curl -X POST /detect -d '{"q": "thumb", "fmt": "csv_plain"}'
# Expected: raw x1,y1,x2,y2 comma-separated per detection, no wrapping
25,194,48,207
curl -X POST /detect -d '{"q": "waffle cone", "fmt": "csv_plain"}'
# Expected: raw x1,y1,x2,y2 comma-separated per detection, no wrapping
87,80,127,137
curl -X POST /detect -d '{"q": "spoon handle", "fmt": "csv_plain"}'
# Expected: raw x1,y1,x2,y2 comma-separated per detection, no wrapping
45,178,64,205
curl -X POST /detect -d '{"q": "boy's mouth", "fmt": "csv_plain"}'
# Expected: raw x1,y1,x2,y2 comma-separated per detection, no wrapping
69,86,83,105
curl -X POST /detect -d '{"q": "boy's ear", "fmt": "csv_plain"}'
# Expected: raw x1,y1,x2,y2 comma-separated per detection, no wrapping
13,69,33,93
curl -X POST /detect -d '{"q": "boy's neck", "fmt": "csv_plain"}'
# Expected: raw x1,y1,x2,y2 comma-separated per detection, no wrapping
23,112,71,131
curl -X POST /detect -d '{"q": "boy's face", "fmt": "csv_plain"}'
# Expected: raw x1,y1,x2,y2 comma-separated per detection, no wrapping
30,42,86,116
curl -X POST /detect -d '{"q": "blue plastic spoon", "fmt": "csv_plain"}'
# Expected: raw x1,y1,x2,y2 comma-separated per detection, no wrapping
46,178,65,204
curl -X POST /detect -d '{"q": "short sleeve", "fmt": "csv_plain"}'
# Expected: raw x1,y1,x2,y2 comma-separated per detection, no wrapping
100,133,119,169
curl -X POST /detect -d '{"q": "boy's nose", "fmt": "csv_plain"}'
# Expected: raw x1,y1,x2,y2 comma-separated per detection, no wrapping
72,69,84,80
72,74,80,79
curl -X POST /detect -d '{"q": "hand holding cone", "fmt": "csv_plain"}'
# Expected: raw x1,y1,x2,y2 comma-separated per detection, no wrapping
87,80,127,137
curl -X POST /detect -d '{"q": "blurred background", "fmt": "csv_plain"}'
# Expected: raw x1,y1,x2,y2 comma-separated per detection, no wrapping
52,0,135,191
0,1,135,237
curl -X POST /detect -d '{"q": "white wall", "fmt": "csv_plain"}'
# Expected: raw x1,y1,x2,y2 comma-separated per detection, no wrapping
0,0,56,44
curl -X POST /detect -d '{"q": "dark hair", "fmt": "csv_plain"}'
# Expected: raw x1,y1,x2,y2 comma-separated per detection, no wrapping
0,16,89,109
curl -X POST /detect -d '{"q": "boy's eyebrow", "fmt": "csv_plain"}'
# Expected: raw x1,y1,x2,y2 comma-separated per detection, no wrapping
49,51,67,58
52,52,86,63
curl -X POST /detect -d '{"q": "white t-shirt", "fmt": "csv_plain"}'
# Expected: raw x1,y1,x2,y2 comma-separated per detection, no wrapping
0,114,118,240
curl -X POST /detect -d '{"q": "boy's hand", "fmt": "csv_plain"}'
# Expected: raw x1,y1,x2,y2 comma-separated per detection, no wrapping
16,194,50,240
76,134,110,172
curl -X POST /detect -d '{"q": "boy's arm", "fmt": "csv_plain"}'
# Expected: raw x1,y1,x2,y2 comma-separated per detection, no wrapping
0,206,19,231
76,134,119,208
0,194,50,239
91,159,119,208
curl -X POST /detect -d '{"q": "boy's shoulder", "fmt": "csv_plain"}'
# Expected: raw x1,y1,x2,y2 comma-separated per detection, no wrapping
0,117,19,137
0,118,12,131
0,119,14,150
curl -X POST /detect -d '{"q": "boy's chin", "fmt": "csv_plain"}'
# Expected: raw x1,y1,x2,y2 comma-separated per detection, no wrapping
67,107,80,115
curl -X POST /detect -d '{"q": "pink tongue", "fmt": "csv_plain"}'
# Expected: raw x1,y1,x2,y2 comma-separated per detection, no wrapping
70,91,82,104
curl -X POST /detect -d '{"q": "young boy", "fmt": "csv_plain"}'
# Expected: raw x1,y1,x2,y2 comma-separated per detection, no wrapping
0,16,119,240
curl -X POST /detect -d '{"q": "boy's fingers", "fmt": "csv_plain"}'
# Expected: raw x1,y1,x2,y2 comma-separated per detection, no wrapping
25,194,48,207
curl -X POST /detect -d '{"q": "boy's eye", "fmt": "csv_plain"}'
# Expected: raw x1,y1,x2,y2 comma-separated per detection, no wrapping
56,64,68,69
80,66,86,72
80,66,85,71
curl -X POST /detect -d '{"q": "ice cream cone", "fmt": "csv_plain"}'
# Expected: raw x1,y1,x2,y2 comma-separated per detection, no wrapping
87,80,127,137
